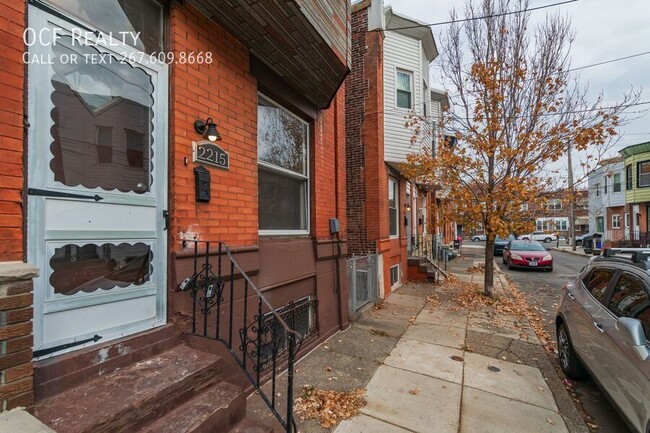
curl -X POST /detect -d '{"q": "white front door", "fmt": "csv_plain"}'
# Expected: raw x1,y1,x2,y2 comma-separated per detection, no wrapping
27,7,168,357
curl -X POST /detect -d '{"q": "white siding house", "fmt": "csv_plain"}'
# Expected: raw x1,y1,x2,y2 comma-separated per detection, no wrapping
383,7,438,163
588,159,625,239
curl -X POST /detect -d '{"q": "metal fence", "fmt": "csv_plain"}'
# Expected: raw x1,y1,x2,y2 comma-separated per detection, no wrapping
347,254,379,314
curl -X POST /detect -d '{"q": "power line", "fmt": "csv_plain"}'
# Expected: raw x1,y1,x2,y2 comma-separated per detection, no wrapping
566,51,650,73
387,0,578,31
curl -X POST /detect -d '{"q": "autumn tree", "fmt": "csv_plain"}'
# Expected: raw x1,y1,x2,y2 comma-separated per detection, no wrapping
406,0,639,296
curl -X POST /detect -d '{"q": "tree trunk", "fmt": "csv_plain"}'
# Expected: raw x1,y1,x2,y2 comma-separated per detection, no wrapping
484,238,495,297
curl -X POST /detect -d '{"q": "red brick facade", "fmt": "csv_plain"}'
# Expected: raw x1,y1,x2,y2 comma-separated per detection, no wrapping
0,0,349,416
169,4,259,246
346,5,385,255
0,0,25,262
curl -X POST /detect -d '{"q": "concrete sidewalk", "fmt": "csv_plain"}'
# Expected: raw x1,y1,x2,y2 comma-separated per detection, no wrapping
334,263,580,433
551,245,593,257
245,255,588,433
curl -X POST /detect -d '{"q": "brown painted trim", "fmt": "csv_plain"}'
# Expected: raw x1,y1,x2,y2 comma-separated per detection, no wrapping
250,55,319,121
259,273,316,293
173,244,259,259
313,238,349,261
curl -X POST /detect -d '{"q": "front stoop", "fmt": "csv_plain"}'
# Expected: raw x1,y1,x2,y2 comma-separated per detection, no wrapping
33,344,268,433
407,257,437,281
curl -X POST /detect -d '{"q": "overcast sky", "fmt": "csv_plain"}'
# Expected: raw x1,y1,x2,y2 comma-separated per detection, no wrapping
385,0,650,161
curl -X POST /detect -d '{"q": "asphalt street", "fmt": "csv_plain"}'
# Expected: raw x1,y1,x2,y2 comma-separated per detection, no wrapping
459,243,632,433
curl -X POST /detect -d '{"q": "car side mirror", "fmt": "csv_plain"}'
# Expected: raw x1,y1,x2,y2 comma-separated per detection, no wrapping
616,317,649,361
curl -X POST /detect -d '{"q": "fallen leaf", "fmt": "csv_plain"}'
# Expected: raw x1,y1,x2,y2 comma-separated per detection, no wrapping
409,388,421,395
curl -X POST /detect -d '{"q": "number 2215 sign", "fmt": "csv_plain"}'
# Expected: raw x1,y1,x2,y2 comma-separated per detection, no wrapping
192,141,229,170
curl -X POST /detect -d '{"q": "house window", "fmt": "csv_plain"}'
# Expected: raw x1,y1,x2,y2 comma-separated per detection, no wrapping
604,177,608,194
264,296,317,353
389,177,399,237
595,183,600,197
612,214,621,229
626,165,633,190
613,173,622,192
46,0,163,54
390,265,400,287
257,94,309,233
396,70,413,109
625,213,630,228
521,202,528,211
638,161,650,187
96,126,112,163
546,199,562,210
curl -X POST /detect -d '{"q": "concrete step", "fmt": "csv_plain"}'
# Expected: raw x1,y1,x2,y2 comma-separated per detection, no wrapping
34,344,223,433
229,417,274,433
137,381,246,433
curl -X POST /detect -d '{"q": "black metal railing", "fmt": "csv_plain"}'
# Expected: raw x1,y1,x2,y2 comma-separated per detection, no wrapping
180,240,307,433
412,234,449,281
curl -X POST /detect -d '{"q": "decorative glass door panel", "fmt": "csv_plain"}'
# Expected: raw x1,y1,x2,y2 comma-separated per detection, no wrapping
28,6,168,357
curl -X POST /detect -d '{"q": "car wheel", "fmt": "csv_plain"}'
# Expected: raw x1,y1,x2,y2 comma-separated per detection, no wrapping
521,237,529,241
473,237,479,242
547,267,553,272
557,323,587,380
544,237,552,243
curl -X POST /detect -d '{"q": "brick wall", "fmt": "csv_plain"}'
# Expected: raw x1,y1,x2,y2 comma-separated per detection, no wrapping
345,5,385,255
313,86,346,239
0,1,25,261
169,3,259,249
0,263,38,411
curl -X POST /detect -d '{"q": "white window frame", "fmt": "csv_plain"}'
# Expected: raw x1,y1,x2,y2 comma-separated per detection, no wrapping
257,93,310,236
395,68,414,110
389,177,399,238
546,198,562,210
595,183,601,197
612,214,621,229
390,264,400,288
520,202,528,211
638,161,650,188
613,173,622,192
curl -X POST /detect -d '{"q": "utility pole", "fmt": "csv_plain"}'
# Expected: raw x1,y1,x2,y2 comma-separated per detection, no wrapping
567,142,576,251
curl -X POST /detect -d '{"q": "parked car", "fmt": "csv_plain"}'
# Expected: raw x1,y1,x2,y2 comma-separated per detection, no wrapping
502,239,553,271
566,233,587,246
520,231,557,243
472,234,487,242
556,248,650,433
494,234,516,256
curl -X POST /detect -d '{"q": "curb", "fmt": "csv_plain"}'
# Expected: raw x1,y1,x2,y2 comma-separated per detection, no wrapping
551,247,593,258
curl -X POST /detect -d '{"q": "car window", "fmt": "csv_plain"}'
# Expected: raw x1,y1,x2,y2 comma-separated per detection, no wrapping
608,272,650,339
510,242,546,251
582,267,616,304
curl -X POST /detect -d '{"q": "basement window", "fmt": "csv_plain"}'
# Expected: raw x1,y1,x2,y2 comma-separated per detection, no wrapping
390,265,400,287
264,296,317,354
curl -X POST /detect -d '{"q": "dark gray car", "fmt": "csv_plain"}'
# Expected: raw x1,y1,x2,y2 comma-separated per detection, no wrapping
556,248,650,433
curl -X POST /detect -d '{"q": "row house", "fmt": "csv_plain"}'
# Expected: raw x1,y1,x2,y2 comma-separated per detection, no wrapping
598,142,650,246
588,157,626,241
588,144,650,247
525,190,589,239
0,0,349,431
346,0,440,301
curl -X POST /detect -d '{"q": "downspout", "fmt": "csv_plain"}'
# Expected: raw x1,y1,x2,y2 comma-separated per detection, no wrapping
333,92,345,331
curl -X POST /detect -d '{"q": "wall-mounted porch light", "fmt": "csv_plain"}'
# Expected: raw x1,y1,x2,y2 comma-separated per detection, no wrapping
404,203,412,213
194,117,222,142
